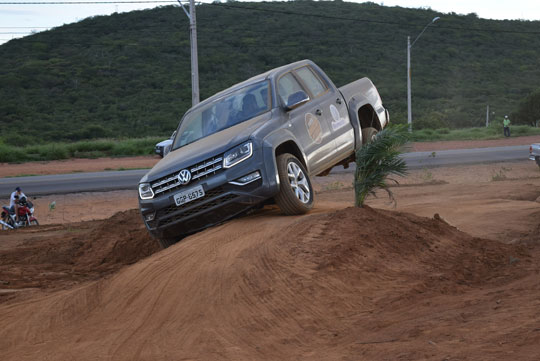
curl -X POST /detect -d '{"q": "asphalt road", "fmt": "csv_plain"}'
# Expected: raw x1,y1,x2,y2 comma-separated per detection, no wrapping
0,145,531,197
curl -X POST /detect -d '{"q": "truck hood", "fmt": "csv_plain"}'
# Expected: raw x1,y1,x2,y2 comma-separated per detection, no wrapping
140,112,270,183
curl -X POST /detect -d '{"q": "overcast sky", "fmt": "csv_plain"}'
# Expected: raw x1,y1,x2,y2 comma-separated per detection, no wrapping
1,0,539,45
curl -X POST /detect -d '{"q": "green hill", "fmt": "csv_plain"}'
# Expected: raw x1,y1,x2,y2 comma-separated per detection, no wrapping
1,1,539,145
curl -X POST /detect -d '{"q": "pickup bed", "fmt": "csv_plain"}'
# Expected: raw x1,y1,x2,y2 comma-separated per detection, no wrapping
138,60,389,247
530,143,540,167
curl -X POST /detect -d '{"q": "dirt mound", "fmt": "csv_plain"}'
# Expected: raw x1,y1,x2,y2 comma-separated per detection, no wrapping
0,209,159,302
1,206,536,360
75,209,160,268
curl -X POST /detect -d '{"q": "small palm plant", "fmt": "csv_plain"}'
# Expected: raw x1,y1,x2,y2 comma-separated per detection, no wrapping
354,127,409,207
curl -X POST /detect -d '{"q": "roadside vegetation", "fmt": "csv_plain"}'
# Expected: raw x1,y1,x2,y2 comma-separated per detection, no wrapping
0,137,162,163
2,2,540,147
410,123,540,142
1,123,539,163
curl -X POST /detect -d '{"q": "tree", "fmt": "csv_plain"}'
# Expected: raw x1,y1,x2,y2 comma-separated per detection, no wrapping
513,89,540,127
354,127,409,207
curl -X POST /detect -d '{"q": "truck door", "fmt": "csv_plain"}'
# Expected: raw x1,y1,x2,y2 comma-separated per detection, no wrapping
277,72,334,175
294,66,354,163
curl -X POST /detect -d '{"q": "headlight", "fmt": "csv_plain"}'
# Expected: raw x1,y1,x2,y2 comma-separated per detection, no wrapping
139,183,154,199
223,141,253,168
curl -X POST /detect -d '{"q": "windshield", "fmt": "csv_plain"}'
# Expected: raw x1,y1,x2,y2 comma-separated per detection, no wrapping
173,80,271,149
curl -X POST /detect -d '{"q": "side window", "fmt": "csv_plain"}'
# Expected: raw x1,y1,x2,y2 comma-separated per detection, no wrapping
278,73,306,106
296,66,327,98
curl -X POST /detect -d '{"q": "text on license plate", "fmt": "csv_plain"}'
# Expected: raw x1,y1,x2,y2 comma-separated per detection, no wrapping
174,185,205,206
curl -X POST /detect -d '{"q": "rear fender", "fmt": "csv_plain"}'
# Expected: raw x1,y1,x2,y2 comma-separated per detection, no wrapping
346,96,369,151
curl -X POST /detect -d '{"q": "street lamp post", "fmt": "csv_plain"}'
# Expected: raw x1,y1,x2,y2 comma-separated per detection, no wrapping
407,16,440,132
178,0,200,106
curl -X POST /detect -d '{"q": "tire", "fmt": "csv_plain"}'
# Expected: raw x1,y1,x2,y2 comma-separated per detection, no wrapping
30,219,39,226
536,156,540,168
1,218,15,230
362,127,378,145
274,153,313,215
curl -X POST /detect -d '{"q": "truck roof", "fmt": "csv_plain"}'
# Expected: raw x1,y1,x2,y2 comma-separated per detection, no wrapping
187,59,315,111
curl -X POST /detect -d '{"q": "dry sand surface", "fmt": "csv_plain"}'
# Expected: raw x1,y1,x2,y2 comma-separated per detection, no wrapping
0,137,540,360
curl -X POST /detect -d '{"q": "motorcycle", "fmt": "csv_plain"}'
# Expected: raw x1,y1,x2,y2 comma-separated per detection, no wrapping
1,197,39,230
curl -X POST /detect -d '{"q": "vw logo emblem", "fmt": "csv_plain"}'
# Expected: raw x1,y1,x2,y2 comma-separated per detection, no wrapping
177,169,191,185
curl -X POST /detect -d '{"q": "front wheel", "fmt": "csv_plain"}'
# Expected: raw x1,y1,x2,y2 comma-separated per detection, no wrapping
274,153,313,215
536,156,540,168
30,219,39,226
1,217,15,230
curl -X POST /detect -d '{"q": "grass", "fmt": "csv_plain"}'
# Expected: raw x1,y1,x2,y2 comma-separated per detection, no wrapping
1,124,539,163
410,125,540,142
0,136,163,163
491,167,511,181
4,173,39,178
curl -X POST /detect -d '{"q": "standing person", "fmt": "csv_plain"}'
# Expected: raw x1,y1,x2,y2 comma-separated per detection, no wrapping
503,115,511,137
9,187,26,225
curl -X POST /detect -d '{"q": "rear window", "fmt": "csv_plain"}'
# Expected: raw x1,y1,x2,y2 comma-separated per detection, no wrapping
296,66,327,98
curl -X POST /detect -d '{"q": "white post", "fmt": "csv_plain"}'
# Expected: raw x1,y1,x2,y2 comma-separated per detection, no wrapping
407,17,440,133
486,105,489,127
407,36,412,133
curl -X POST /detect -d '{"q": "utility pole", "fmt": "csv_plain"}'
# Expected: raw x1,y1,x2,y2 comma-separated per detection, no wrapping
407,17,440,133
178,0,200,106
407,35,411,132
486,105,489,127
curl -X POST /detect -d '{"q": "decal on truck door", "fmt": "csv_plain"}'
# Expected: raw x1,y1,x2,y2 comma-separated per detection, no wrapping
329,104,349,131
305,113,322,144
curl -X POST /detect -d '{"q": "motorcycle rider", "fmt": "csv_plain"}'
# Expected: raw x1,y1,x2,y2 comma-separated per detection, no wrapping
9,187,26,225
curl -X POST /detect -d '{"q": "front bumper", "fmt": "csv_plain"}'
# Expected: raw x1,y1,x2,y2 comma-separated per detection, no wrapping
139,149,278,240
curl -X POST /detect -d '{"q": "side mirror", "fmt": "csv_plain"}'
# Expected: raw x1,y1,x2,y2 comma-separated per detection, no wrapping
163,144,172,157
285,90,309,111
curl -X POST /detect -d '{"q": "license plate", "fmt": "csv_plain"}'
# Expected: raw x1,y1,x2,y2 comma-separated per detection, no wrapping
174,185,205,206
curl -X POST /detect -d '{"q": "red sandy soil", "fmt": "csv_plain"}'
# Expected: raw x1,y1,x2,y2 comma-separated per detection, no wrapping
0,138,539,360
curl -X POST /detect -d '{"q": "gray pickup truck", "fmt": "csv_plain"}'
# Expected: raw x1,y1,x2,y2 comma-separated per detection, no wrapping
139,60,389,247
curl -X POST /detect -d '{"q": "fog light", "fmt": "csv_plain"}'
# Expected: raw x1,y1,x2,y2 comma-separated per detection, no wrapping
229,171,261,186
145,212,155,222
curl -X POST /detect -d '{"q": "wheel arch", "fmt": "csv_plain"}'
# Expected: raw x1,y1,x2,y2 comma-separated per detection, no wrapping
274,140,307,170
347,99,382,150
358,104,382,131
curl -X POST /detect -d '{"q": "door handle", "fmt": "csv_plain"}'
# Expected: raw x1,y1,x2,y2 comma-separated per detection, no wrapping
336,98,342,104
315,109,322,116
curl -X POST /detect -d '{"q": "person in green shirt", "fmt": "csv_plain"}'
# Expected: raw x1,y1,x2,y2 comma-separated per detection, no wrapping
503,115,511,137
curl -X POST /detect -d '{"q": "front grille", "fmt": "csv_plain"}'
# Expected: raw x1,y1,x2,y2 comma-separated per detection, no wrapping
151,155,224,196
155,187,225,219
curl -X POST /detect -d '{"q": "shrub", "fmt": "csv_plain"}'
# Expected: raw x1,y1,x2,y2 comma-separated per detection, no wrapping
354,127,409,207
